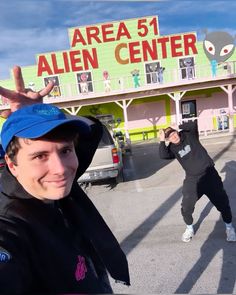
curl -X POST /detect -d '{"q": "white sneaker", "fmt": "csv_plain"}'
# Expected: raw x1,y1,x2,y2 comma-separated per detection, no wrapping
226,227,236,242
182,227,194,242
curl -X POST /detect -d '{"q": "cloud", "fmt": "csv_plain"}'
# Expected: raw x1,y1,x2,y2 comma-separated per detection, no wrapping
160,1,236,15
0,27,68,79
63,1,160,27
0,1,53,29
0,0,235,80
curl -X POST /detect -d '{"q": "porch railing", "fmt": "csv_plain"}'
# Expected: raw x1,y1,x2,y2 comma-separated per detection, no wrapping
1,60,236,109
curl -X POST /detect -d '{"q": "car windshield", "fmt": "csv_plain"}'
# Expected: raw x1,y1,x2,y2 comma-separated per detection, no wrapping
98,125,114,147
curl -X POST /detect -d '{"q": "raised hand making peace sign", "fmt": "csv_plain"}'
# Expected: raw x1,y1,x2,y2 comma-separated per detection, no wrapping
0,66,54,116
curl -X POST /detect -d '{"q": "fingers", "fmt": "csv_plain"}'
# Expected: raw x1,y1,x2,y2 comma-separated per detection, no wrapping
159,129,164,136
159,129,165,141
0,86,20,100
13,66,25,92
38,80,54,97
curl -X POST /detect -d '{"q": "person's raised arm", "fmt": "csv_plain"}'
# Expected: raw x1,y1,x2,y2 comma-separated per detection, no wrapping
0,66,54,115
158,129,175,159
179,119,198,133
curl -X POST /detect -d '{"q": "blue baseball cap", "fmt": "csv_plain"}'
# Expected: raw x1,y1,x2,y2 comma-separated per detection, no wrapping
1,103,91,152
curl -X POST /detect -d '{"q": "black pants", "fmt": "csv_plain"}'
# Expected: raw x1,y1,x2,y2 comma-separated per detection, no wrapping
181,166,232,225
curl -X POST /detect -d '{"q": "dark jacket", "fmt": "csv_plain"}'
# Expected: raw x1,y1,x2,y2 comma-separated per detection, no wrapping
159,120,214,176
0,117,130,294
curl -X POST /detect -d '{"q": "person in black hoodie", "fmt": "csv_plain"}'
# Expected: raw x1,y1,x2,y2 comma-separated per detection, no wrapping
159,120,236,243
0,66,130,294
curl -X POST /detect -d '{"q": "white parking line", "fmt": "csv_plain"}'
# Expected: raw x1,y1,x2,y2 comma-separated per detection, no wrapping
204,141,229,145
127,156,143,192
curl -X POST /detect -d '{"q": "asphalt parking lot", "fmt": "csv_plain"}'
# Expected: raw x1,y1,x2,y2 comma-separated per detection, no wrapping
87,134,236,294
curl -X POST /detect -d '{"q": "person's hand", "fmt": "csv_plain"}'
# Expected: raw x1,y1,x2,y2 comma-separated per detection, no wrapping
0,65,54,114
159,129,165,142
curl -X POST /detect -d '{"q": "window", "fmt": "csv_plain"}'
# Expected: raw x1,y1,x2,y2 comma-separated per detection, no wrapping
44,76,61,97
76,71,93,94
99,125,114,147
179,57,195,80
181,100,197,119
145,61,160,84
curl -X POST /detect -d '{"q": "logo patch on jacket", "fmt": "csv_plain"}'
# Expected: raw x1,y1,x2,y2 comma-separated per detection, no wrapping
0,250,11,262
75,255,87,281
178,144,191,158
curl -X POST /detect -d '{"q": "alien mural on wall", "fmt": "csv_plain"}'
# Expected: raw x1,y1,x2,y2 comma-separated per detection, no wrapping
203,31,235,77
103,70,111,92
131,69,141,88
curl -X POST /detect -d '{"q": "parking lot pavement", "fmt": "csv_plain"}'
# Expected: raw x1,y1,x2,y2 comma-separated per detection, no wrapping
86,134,236,294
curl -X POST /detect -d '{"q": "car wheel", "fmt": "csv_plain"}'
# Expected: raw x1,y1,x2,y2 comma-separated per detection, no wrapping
116,169,124,184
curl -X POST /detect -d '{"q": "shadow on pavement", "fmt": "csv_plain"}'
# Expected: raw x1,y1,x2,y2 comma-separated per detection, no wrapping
175,159,236,293
120,187,182,254
123,140,173,182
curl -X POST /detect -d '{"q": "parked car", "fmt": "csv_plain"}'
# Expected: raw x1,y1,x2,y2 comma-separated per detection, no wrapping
78,124,124,184
113,130,132,155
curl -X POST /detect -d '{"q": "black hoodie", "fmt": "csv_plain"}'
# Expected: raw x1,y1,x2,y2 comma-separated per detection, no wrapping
159,120,214,177
0,117,130,294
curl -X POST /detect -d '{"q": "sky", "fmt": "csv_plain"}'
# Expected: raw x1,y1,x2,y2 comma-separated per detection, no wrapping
0,0,235,80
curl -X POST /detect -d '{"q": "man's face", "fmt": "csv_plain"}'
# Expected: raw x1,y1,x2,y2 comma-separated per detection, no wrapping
167,131,180,144
6,138,78,200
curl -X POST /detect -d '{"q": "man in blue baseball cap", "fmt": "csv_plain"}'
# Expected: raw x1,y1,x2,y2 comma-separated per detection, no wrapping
0,66,130,294
0,103,94,200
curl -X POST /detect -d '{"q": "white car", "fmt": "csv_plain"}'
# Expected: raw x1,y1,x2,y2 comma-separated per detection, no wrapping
78,124,124,184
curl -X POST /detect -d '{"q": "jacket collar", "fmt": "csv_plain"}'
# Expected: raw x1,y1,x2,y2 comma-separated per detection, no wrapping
1,166,33,200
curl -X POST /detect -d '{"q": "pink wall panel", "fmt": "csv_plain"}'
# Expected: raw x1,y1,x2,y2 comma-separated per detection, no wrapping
127,100,166,129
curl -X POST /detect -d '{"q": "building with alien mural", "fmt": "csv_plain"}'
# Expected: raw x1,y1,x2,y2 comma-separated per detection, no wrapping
0,15,236,141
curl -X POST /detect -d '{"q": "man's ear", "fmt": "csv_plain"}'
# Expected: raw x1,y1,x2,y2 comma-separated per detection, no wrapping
4,154,18,177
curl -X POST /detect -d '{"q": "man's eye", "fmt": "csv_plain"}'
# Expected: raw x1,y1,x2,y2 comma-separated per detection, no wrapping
34,154,46,160
62,148,73,154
